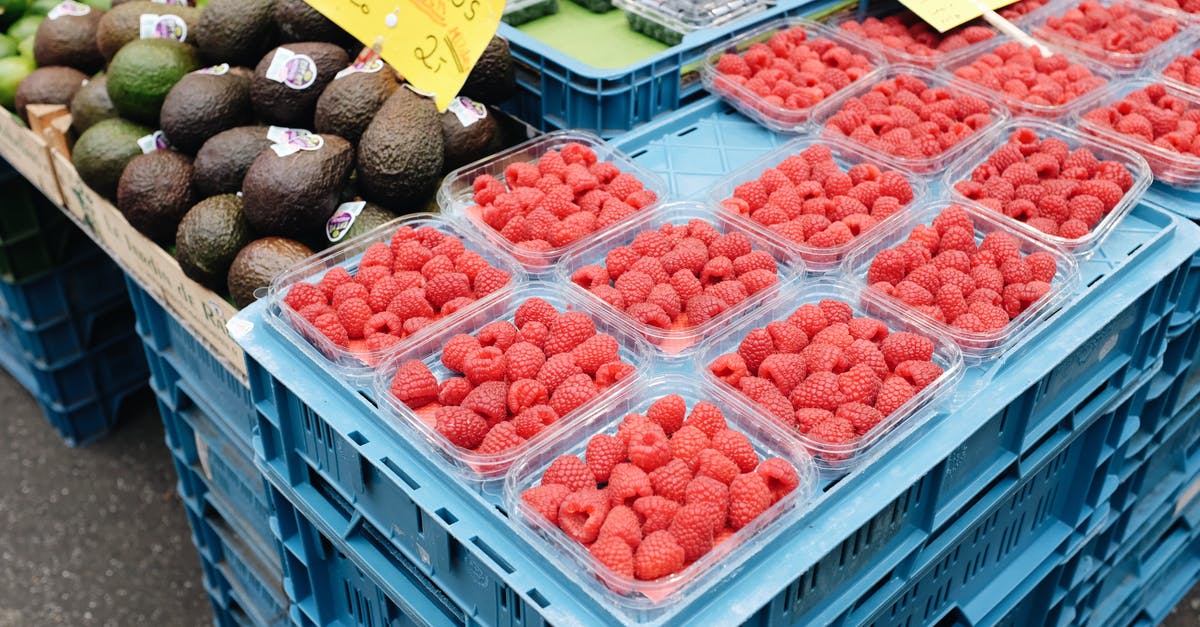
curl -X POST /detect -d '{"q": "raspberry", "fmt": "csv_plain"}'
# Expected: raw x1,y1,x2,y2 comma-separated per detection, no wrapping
434,406,488,449
507,378,549,415
473,267,511,297
317,266,352,301
476,321,518,352
876,375,917,415
756,458,800,503
686,294,727,326
389,360,439,409
838,363,882,404
646,394,686,435
391,241,434,273
789,370,845,413
627,426,674,472
694,448,741,485
737,328,775,373
649,458,693,504
837,402,885,435
684,474,731,526
571,333,620,375
442,334,482,373
550,373,599,416
420,254,455,281
386,288,435,321
806,415,858,448
635,531,685,580
590,535,635,578
609,463,654,508
461,380,508,423
633,496,680,535
463,345,507,384
331,282,369,309
788,303,829,337
504,341,546,381
598,505,643,549
544,312,597,356
477,422,525,454
333,297,372,340
626,302,671,329
732,250,778,276
669,503,716,562
645,284,682,320
758,353,808,396
1026,252,1058,282
571,265,608,289
739,376,796,424
670,425,710,470
558,488,610,544
586,433,626,483
709,353,749,387
543,455,597,491
285,283,326,312
684,402,727,438
537,353,583,392
727,472,772,530
710,429,759,473
514,405,557,439
515,297,558,328
894,360,945,390
880,332,935,369
522,483,571,524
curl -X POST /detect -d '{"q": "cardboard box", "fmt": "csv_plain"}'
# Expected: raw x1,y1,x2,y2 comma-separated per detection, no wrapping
0,109,64,206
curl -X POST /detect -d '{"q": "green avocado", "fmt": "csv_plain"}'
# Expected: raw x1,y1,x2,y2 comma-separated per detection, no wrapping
69,74,117,134
175,193,255,290
159,68,251,154
71,117,152,199
106,38,200,124
250,41,347,128
313,63,398,144
191,124,272,197
116,148,196,245
227,236,313,308
193,0,274,66
32,4,103,73
241,133,354,243
356,87,443,210
95,1,200,61
13,64,86,122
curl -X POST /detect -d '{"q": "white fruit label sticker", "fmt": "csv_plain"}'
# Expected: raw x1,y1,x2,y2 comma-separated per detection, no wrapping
334,58,385,80
48,1,90,19
193,63,230,76
447,97,488,128
265,48,318,90
267,126,324,157
152,0,190,5
136,131,170,154
403,83,438,99
139,14,188,42
326,201,367,243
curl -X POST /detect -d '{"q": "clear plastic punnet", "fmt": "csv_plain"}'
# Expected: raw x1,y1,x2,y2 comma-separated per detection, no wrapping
944,118,1152,255
373,280,653,483
940,37,1119,120
264,215,527,383
841,199,1081,362
502,0,559,25
1075,78,1200,191
438,130,669,275
809,64,1010,176
699,18,887,133
705,135,931,272
555,201,805,356
1156,35,1200,95
614,0,771,47
503,372,819,621
698,276,964,473
823,5,1000,68
1026,0,1190,74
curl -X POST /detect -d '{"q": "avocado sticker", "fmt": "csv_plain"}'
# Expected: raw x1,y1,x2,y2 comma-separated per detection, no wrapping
48,1,91,19
266,48,318,91
326,201,366,243
334,58,385,80
136,130,171,154
447,97,488,128
139,14,188,43
193,64,230,76
267,126,324,157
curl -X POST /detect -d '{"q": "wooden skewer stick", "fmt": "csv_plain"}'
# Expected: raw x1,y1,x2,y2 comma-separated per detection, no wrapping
968,0,1054,56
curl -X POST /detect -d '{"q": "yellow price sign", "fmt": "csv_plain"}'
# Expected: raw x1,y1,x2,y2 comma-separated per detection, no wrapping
897,0,1020,32
302,0,506,110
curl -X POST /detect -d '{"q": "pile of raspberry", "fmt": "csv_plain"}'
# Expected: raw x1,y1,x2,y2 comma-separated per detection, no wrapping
1037,1,1179,56
471,143,658,252
520,397,800,581
867,205,1059,332
951,42,1107,108
1143,0,1200,15
953,128,1136,239
1081,83,1200,157
388,297,635,455
712,25,875,112
720,144,915,248
570,221,780,331
708,298,944,454
284,227,512,353
1163,49,1200,88
823,73,995,161
837,14,993,59
998,0,1052,19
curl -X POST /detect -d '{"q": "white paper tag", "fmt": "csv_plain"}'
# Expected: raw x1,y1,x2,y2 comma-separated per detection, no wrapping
139,13,188,42
136,131,169,154
404,83,438,98
267,126,324,157
193,63,230,76
48,1,90,19
194,435,213,481
447,97,488,128
326,201,367,243
334,58,385,80
265,48,318,90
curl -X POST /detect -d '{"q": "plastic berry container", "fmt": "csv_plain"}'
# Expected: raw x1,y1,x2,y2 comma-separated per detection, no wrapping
823,5,999,69
1025,0,1190,74
941,37,1119,120
697,276,964,473
704,136,930,272
1125,0,1200,25
809,64,1009,176
502,0,559,25
264,215,527,383
699,18,887,133
555,201,804,356
438,130,669,275
943,118,1152,254
841,199,1080,362
1158,40,1200,95
614,0,771,47
504,372,818,618
373,280,652,483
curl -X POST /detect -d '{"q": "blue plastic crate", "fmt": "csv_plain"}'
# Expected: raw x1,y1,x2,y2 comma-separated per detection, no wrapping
0,243,127,328
2,295,137,369
1170,252,1200,330
500,0,852,136
126,277,256,451
0,305,36,393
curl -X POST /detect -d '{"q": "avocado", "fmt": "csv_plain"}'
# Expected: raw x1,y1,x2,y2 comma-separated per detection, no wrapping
14,65,86,122
194,0,275,66
32,5,104,73
106,38,200,124
116,149,196,245
460,36,516,105
357,87,443,209
440,97,503,171
69,74,117,134
160,68,251,154
175,193,254,289
335,201,398,244
241,133,354,242
191,125,273,197
313,64,398,144
95,1,200,61
251,42,347,127
7,16,43,42
0,55,36,112
227,236,313,308
0,0,26,28
71,117,152,199
272,0,353,47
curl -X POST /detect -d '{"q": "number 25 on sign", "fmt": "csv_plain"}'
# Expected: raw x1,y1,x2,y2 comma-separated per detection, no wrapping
302,0,504,110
